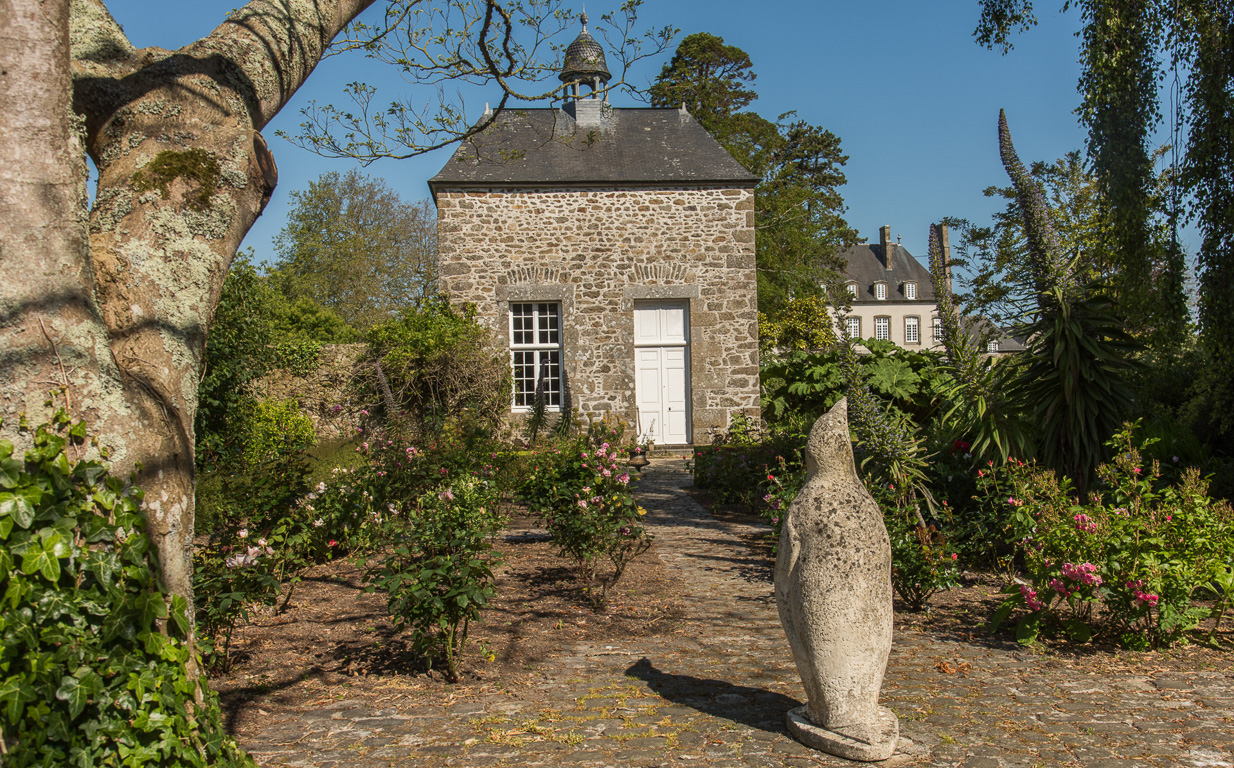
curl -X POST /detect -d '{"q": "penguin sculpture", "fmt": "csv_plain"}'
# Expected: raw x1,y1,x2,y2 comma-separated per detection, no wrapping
774,398,899,761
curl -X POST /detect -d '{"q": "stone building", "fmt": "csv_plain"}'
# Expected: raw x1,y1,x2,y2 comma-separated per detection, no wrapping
428,17,760,445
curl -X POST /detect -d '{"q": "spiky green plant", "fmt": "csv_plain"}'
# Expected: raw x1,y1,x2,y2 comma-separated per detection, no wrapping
927,223,1032,462
831,297,933,523
999,110,1138,492
526,361,549,444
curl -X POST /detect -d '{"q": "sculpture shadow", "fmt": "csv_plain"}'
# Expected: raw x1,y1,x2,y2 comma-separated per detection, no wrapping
624,657,798,736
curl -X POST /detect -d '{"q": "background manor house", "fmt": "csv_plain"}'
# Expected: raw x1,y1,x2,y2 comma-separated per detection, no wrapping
429,18,760,445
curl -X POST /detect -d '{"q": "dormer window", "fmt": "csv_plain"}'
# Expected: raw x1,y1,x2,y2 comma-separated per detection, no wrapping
846,282,858,299
987,339,1000,353
874,282,887,301
904,281,917,300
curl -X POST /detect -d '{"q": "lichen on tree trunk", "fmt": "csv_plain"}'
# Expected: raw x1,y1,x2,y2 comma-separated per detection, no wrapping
2,0,378,620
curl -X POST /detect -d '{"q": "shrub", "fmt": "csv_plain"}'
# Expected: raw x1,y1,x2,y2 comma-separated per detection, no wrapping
881,493,960,610
362,475,504,682
0,414,251,766
991,423,1234,647
519,434,652,609
193,450,314,670
365,297,511,436
239,398,316,466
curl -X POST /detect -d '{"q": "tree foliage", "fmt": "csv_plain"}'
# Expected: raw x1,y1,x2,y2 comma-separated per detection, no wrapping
647,32,758,139
649,32,856,315
1182,6,1234,434
974,0,1230,387
758,296,837,352
197,252,354,463
272,170,438,330
974,0,1191,351
364,298,512,437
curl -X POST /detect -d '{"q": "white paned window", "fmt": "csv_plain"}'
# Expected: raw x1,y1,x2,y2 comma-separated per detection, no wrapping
875,282,887,300
933,317,943,341
905,316,920,344
846,282,858,299
510,303,562,409
987,339,1000,353
905,282,917,300
846,316,861,339
875,316,890,341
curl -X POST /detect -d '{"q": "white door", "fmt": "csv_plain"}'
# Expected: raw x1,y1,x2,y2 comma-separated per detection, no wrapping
633,301,691,444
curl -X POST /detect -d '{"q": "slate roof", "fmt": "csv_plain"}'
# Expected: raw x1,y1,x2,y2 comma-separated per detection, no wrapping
837,242,937,303
428,108,759,192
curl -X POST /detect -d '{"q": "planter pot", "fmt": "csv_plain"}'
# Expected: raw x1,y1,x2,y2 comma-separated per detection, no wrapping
628,454,650,472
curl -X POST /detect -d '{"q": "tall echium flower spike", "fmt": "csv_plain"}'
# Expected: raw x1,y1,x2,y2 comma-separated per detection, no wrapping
826,283,912,472
835,331,912,473
927,225,956,352
928,224,987,395
998,110,1076,304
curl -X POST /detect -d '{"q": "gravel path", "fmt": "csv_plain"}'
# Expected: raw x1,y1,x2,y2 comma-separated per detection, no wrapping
239,458,1234,767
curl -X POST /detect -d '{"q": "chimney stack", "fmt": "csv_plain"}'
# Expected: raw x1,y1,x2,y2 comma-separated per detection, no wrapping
879,225,894,270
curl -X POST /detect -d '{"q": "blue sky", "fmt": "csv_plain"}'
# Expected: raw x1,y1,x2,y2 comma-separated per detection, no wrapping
100,0,1194,276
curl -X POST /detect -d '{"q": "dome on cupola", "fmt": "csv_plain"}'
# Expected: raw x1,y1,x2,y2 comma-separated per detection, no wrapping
558,12,611,95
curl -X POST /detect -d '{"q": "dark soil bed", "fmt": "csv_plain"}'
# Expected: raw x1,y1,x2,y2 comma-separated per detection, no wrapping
212,495,1234,740
211,511,691,735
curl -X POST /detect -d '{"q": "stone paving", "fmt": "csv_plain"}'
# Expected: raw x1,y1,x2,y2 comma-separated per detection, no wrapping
239,459,1234,767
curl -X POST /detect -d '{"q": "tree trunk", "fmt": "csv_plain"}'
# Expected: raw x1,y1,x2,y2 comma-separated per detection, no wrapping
0,2,106,449
1,0,377,613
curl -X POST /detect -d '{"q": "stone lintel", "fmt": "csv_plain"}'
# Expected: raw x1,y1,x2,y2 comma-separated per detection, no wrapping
623,284,700,301
496,284,575,302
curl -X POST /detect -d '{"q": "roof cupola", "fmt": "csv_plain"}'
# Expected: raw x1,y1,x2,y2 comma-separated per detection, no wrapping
559,12,611,100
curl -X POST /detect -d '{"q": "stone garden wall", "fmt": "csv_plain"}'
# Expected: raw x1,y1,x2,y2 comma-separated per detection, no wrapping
251,343,369,442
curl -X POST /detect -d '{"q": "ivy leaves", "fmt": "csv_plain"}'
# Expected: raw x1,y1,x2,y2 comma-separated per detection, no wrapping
0,416,253,767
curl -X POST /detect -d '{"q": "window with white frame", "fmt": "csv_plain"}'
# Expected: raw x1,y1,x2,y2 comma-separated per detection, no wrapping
933,317,943,342
875,282,887,300
905,316,920,344
874,316,890,341
510,303,562,409
846,316,861,339
904,281,917,300
986,339,1000,353
846,282,858,299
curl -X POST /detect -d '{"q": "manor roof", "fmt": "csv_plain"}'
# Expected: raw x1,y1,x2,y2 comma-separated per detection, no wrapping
837,242,938,303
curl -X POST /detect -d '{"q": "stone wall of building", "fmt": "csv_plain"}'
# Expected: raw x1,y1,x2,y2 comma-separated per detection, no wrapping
436,185,760,442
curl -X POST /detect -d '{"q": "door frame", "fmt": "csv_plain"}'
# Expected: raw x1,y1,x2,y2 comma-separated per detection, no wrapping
633,299,692,445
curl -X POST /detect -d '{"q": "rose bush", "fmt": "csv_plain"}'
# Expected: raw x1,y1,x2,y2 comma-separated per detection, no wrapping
518,421,652,609
992,424,1234,647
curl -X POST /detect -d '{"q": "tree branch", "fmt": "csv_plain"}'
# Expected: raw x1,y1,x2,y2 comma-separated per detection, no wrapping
193,0,380,129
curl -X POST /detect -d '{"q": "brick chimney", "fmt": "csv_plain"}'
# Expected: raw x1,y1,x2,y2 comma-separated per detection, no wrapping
879,225,894,270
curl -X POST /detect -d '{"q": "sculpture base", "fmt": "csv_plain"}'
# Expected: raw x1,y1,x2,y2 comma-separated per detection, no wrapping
786,705,899,762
